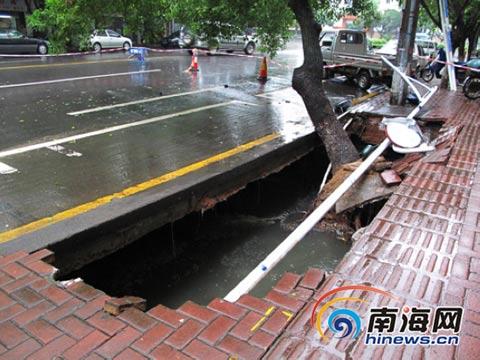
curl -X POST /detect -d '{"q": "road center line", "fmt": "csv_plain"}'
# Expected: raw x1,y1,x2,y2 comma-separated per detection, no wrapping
68,87,223,116
0,132,279,243
0,57,131,72
0,101,249,159
256,87,292,98
0,69,162,89
0,162,17,174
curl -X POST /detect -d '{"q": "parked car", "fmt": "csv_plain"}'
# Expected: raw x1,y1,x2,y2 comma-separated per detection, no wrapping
0,29,49,54
90,30,132,52
161,26,257,55
320,29,398,90
375,39,429,73
160,28,194,49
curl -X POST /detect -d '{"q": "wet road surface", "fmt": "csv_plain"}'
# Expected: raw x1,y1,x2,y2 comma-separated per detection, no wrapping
0,40,362,255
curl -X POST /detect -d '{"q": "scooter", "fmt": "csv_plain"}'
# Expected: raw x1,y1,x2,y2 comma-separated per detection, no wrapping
419,57,434,82
420,59,468,84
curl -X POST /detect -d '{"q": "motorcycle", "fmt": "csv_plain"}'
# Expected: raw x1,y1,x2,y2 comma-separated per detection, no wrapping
419,58,468,84
419,57,434,82
463,59,480,100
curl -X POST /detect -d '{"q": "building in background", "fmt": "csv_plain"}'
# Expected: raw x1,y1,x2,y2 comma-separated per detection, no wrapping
0,0,39,33
378,0,401,12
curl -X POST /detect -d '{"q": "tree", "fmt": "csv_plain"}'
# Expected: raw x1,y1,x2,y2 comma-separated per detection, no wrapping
27,0,100,52
420,0,480,59
120,0,171,44
351,0,381,30
173,0,380,170
376,9,401,36
29,0,380,171
28,0,171,52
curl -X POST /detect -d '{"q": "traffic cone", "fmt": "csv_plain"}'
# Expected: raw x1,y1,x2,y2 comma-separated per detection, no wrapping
187,48,199,72
257,57,268,82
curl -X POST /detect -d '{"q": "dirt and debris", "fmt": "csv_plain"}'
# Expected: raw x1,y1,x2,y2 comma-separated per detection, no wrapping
308,95,463,242
312,156,396,239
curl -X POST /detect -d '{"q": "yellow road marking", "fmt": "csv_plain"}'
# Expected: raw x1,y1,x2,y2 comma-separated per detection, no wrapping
0,133,279,243
250,306,276,332
0,57,132,71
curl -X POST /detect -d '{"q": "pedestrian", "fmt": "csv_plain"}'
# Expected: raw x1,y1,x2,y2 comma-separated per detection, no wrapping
432,43,446,79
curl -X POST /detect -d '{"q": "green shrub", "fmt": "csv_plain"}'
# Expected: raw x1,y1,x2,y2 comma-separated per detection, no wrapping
369,38,388,49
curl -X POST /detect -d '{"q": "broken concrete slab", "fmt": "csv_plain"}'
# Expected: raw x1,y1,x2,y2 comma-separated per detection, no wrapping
336,173,397,213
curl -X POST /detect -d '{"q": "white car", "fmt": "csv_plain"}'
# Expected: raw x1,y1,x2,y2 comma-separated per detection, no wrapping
90,29,132,52
376,39,428,68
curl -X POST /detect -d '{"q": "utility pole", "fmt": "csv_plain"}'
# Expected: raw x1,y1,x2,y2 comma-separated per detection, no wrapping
391,0,420,105
439,0,457,91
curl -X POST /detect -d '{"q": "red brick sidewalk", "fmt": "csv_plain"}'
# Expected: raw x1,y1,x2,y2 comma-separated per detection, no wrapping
265,91,480,359
0,249,326,359
0,90,479,359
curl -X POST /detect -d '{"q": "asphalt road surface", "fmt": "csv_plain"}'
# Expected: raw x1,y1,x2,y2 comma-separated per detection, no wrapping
0,41,362,256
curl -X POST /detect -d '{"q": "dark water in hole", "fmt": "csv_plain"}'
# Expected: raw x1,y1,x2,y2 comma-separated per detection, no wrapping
67,149,351,309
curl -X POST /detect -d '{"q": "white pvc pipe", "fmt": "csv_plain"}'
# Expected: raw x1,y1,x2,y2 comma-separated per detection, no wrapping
319,163,332,193
224,67,438,303
224,138,391,302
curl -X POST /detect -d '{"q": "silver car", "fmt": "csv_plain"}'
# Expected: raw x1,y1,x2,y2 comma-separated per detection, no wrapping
178,26,257,55
197,34,257,55
90,29,132,52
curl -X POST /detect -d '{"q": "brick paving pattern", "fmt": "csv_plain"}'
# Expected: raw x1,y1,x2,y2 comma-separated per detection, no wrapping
0,90,478,359
0,248,325,359
265,91,480,359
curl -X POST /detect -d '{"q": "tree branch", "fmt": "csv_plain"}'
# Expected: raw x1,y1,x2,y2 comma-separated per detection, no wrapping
287,0,322,69
420,0,441,29
453,0,472,27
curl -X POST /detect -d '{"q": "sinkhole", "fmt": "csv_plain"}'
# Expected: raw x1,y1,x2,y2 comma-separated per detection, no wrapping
58,147,355,309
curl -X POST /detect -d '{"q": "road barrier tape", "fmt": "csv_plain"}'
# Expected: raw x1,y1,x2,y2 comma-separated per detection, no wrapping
0,47,125,58
0,47,200,59
143,47,195,54
0,44,357,73
428,58,480,73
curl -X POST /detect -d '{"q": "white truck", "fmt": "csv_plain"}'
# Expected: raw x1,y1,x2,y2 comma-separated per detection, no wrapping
320,29,400,90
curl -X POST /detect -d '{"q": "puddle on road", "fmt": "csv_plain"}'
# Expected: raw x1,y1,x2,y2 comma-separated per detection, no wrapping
65,148,351,309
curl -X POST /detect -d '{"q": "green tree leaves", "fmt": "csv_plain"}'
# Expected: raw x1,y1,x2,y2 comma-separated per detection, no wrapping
28,0,170,53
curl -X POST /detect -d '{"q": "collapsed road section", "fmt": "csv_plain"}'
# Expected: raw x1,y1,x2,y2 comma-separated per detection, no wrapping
0,82,322,274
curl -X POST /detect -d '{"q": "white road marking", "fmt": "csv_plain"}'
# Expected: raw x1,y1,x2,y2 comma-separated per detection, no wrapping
256,88,292,98
0,162,18,174
0,101,250,159
46,145,82,157
0,69,162,89
231,100,261,107
67,87,223,116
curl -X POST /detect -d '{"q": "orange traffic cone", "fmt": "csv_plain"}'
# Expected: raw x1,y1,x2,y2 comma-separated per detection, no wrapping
257,56,268,82
186,48,199,72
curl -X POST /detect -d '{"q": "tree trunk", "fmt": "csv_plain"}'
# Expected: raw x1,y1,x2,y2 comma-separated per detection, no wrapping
287,0,359,172
391,0,420,105
458,38,466,61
